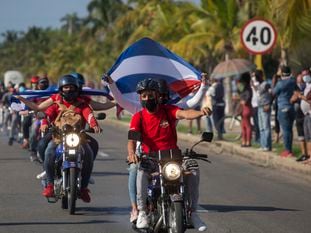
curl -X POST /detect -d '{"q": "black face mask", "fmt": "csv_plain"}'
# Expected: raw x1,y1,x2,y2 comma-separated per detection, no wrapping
141,99,158,112
61,91,79,102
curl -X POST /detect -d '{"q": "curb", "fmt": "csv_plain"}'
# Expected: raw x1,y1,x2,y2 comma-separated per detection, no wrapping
104,119,311,181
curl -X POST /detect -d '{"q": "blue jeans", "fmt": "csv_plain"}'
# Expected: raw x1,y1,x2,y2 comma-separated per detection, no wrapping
205,116,213,133
277,107,295,152
252,107,260,142
44,141,94,188
128,163,138,204
258,106,272,150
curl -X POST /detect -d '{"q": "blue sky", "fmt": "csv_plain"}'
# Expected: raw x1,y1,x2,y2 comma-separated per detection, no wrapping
0,0,200,37
0,0,90,35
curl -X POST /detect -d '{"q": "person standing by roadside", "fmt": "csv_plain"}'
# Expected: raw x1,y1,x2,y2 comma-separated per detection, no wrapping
290,72,309,162
272,66,296,157
272,72,281,143
257,72,273,151
238,72,253,147
206,78,225,140
297,72,311,164
251,70,262,144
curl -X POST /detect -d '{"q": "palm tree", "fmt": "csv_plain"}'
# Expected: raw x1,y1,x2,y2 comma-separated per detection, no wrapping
262,0,311,66
61,13,83,35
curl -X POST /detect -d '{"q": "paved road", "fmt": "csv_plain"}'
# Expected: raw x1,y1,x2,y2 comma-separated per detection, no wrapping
0,122,310,233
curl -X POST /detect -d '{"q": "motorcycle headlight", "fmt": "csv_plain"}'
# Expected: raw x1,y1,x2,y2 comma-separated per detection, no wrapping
65,133,80,147
163,162,181,181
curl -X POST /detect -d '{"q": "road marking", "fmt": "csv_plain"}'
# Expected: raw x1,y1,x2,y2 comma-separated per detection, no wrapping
196,205,209,213
98,151,110,158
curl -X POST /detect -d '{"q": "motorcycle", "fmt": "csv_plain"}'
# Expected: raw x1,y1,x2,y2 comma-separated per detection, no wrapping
130,132,213,233
44,113,105,215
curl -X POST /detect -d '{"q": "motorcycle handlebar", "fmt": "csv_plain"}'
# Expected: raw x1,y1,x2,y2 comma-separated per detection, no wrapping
190,153,208,159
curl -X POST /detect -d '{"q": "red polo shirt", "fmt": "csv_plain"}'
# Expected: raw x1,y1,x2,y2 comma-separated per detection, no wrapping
129,105,180,153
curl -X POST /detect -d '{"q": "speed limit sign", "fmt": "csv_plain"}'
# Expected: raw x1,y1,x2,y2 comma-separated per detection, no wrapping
241,18,277,55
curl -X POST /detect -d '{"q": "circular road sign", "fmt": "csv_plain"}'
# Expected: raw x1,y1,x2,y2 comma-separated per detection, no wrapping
240,18,277,55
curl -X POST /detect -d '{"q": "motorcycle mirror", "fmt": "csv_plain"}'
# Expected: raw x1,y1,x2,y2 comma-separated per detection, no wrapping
128,130,142,141
96,113,106,120
201,132,213,142
37,112,46,119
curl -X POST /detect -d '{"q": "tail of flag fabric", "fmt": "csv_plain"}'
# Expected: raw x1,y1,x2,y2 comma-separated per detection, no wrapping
11,86,112,111
107,37,201,110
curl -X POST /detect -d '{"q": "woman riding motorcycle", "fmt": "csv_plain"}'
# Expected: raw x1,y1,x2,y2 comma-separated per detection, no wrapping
41,75,101,203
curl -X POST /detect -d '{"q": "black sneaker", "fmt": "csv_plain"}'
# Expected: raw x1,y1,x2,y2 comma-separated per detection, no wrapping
8,137,13,146
296,154,310,162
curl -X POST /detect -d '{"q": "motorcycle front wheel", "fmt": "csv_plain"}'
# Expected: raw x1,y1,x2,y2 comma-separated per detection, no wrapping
68,167,77,215
168,202,184,233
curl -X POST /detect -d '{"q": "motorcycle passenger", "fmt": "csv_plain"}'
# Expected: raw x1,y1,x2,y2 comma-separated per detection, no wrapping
127,78,211,230
21,76,39,149
41,75,101,203
29,76,50,161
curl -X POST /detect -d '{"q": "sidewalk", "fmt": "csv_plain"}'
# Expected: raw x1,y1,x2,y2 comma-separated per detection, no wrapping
104,117,311,182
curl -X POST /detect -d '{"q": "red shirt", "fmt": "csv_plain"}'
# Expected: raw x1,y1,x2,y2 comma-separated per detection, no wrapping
42,99,98,128
129,105,180,153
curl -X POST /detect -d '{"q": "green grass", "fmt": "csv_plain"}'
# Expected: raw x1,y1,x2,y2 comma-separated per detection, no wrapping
114,116,302,157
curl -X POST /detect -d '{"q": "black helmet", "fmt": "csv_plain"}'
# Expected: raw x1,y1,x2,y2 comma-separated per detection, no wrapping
70,72,85,88
58,75,79,90
136,78,160,94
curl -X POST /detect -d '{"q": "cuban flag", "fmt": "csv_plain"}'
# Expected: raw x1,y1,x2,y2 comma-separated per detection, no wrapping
107,37,201,109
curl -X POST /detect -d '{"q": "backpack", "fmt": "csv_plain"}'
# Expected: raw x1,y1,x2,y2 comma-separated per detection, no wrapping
53,102,83,143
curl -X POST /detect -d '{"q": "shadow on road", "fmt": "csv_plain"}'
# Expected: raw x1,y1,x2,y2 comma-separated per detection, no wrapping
0,219,115,226
200,204,300,213
77,206,130,216
91,171,128,176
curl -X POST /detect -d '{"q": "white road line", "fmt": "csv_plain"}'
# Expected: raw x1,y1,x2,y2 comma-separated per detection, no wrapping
196,205,209,213
98,151,110,158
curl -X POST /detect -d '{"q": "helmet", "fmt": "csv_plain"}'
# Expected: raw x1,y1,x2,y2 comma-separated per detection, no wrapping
38,77,49,90
58,75,79,90
30,76,39,84
136,78,160,94
70,72,85,87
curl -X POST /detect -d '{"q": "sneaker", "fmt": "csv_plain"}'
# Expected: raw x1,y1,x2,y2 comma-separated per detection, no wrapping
89,177,95,184
136,211,149,229
8,137,13,146
296,154,310,162
36,171,47,180
191,212,207,232
130,210,138,223
80,188,91,203
262,147,271,152
21,140,29,149
280,150,293,158
42,183,54,197
30,154,39,162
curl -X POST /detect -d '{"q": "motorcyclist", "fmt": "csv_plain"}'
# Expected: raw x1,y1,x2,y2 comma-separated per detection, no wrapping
41,75,101,203
128,78,211,230
16,73,115,112
119,74,208,224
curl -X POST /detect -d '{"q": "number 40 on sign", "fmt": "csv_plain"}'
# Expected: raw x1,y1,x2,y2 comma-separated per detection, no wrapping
240,18,277,55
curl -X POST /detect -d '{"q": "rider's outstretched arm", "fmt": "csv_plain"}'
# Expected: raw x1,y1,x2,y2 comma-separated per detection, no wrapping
90,100,116,111
16,96,53,111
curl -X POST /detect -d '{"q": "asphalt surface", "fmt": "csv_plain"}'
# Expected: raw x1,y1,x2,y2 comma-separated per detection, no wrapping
0,121,310,233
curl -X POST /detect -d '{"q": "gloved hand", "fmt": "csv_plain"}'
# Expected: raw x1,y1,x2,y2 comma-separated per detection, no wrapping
182,158,199,171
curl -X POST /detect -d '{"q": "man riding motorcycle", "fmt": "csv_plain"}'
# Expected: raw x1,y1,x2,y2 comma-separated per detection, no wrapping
127,78,211,230
41,75,101,203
